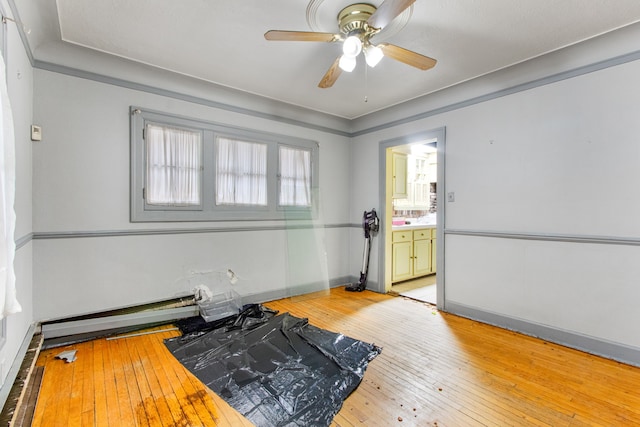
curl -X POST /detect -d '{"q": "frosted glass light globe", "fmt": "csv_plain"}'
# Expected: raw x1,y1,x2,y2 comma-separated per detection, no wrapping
342,36,362,57
339,55,357,72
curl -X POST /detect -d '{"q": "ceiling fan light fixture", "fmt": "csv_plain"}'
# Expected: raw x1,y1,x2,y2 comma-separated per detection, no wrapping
338,54,357,72
266,0,433,89
342,35,362,57
364,44,384,67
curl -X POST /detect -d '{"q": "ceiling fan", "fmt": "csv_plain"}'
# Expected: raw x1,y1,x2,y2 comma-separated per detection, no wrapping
264,0,437,88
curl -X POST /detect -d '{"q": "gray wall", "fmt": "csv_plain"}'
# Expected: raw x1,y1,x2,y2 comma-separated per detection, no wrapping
350,24,640,363
32,70,352,321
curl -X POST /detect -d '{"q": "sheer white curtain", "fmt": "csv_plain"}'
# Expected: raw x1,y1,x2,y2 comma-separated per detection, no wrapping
146,124,201,205
216,137,267,206
279,146,311,206
0,57,21,319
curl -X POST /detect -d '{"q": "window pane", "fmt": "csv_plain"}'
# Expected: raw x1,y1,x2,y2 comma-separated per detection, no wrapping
146,124,201,206
279,146,311,207
216,137,267,206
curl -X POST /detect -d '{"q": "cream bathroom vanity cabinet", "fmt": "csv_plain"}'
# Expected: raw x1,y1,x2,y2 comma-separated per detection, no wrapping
391,226,436,283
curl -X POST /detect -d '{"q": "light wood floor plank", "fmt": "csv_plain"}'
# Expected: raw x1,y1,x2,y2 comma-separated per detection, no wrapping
92,339,109,426
109,340,135,424
32,289,640,426
124,334,166,425
115,337,151,427
101,337,124,427
107,339,137,426
32,349,61,427
52,346,75,426
80,342,95,425
139,332,206,426
67,343,85,427
134,337,178,425
150,329,250,426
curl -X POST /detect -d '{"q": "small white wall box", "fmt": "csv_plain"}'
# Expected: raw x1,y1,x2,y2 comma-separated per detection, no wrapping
199,290,242,322
31,125,42,141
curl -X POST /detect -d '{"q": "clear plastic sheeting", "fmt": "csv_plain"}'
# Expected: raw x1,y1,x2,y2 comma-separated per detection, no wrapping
181,270,243,322
284,205,331,303
165,306,381,427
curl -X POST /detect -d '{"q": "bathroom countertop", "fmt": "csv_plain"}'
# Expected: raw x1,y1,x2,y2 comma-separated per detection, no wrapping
391,223,436,231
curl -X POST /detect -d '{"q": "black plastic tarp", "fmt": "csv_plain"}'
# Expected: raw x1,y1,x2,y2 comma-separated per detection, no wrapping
165,306,381,427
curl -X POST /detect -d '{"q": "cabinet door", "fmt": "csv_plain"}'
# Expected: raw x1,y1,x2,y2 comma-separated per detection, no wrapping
392,241,413,282
392,152,408,199
413,238,431,277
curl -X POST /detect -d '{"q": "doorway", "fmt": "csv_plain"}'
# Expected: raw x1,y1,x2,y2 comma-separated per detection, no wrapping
378,127,445,309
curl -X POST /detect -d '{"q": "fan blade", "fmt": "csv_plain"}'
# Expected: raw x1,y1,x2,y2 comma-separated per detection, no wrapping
367,0,416,29
318,57,343,88
380,43,437,70
264,30,338,42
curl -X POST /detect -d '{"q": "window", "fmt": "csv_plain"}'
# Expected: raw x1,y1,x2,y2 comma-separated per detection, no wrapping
216,137,267,206
145,124,202,207
130,108,319,221
279,145,311,207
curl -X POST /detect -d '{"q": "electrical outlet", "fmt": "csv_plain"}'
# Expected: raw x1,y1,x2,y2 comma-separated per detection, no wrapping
447,192,455,202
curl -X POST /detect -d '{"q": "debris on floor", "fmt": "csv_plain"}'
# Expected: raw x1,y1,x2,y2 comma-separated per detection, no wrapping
165,305,381,427
55,350,77,363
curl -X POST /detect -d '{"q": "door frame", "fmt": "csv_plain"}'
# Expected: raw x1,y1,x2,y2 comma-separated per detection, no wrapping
378,127,446,310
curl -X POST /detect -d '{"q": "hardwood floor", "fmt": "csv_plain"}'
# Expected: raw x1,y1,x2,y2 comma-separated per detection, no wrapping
32,326,253,427
32,288,640,426
390,274,437,304
391,274,437,293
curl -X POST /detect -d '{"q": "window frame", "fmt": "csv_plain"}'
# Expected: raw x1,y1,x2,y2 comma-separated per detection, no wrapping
130,107,319,222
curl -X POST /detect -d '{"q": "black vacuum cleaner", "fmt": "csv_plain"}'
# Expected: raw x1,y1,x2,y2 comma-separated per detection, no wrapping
346,209,379,292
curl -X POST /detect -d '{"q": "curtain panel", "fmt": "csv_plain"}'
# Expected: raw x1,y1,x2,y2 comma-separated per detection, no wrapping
0,57,21,318
146,124,202,206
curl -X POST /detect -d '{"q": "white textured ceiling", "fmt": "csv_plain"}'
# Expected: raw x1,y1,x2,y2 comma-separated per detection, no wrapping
15,0,640,119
